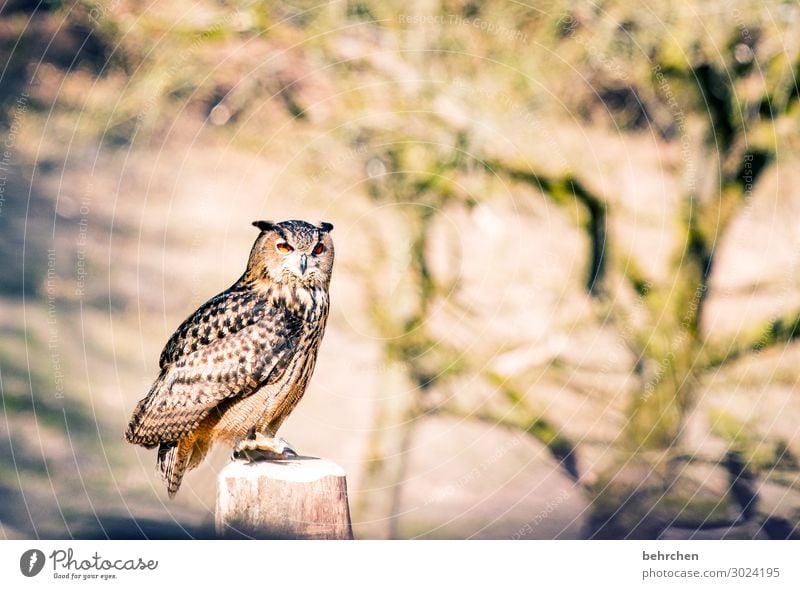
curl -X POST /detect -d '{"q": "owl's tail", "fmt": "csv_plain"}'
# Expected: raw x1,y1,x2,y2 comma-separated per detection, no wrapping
157,436,211,498
157,442,186,498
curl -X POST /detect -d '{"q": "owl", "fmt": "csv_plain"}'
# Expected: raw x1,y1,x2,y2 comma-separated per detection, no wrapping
125,219,334,497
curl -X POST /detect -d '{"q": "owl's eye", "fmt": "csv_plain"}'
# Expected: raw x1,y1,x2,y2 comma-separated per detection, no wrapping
276,241,293,254
312,242,325,256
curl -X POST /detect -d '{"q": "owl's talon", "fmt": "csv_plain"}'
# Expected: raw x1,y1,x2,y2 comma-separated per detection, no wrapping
233,432,298,461
281,440,298,456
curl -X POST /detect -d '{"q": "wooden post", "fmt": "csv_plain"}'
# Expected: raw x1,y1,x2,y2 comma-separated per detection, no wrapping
215,456,354,539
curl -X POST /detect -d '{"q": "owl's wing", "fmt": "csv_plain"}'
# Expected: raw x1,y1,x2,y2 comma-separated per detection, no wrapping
158,286,269,370
125,289,301,446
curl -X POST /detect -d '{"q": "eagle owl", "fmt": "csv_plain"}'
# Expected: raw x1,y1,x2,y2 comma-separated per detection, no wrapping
125,219,334,497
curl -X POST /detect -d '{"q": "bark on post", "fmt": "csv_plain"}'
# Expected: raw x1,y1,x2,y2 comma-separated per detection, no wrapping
215,457,354,539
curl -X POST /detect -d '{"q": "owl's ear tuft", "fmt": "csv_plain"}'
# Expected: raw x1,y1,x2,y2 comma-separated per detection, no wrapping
319,222,333,232
252,220,276,232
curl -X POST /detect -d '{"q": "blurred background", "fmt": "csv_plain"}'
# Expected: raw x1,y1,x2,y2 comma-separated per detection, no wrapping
1,0,799,540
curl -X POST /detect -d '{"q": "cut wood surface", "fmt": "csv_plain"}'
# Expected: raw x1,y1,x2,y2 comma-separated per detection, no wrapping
216,457,354,539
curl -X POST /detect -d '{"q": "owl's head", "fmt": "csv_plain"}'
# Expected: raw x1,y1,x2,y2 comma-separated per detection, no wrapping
245,219,334,288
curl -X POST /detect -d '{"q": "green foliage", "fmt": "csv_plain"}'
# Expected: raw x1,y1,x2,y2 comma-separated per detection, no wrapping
3,0,800,538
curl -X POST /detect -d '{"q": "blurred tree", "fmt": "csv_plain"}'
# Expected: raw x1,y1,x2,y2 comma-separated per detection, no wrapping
3,0,800,539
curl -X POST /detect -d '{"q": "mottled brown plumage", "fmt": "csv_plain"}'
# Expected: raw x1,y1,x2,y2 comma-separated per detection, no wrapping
125,219,334,497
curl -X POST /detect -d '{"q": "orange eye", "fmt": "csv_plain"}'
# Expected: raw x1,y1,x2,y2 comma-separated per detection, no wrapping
276,241,293,253
312,242,325,255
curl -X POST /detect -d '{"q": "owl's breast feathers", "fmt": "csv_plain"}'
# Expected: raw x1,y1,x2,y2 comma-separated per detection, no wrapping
124,281,329,449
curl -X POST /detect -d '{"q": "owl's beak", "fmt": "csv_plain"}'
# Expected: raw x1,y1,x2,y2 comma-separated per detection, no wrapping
287,254,310,278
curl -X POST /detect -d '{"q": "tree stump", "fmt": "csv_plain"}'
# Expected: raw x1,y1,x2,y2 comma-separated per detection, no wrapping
215,457,354,539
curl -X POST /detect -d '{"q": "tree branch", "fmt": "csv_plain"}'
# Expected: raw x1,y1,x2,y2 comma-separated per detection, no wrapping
705,308,800,369
436,367,582,482
436,402,581,483
483,159,608,297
